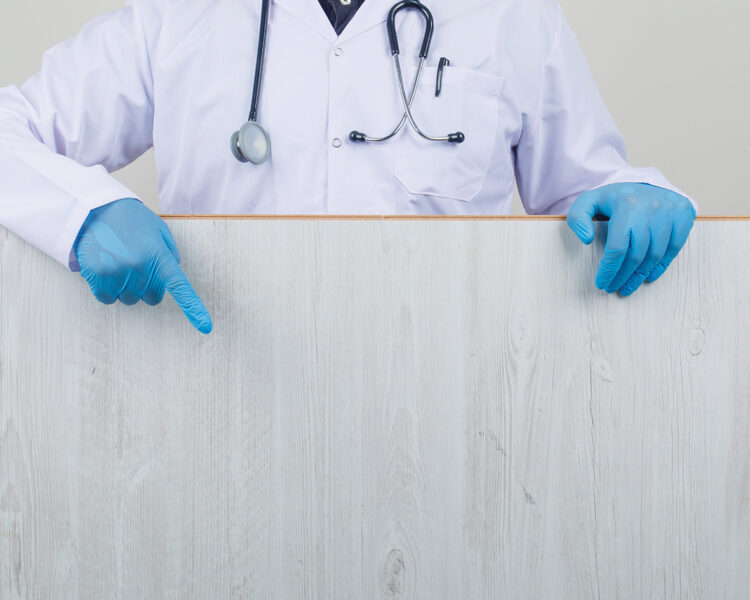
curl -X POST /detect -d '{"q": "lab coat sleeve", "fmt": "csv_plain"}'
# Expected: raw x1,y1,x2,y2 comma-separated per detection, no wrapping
514,3,697,216
0,0,160,271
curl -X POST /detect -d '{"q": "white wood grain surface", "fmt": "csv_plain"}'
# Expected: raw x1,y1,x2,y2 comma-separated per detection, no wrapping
0,220,748,599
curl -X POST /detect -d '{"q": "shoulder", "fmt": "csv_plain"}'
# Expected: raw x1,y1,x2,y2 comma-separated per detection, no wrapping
436,0,560,40
435,0,562,71
503,0,562,61
129,0,219,62
448,0,563,111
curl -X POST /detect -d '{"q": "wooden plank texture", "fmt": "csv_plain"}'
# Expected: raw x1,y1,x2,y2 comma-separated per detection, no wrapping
0,220,748,599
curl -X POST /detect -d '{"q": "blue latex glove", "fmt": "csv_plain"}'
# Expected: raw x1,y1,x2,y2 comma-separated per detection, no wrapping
567,183,696,297
73,198,213,334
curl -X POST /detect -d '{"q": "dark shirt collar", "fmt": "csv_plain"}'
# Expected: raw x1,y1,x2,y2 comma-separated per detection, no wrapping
317,0,367,36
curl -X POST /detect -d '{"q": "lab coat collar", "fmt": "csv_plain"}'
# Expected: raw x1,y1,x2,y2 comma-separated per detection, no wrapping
273,0,390,44
273,0,337,42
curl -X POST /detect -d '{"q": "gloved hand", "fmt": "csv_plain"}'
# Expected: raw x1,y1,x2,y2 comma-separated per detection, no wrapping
566,183,696,297
73,198,213,334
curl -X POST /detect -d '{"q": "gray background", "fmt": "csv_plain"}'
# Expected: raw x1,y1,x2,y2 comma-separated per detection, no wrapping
1,0,747,214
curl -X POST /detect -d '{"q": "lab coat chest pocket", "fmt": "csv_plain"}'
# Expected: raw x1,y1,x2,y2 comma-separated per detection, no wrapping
394,66,505,202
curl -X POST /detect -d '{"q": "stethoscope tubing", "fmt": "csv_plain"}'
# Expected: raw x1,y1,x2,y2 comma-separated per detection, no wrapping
350,0,465,145
233,0,464,164
350,57,425,143
393,55,458,142
249,0,271,123
387,0,434,58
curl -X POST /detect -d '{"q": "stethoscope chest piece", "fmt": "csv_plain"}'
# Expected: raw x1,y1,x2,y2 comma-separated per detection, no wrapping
232,0,272,165
231,121,271,164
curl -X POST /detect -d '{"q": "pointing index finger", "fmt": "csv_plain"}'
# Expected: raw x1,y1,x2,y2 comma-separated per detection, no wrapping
160,255,213,334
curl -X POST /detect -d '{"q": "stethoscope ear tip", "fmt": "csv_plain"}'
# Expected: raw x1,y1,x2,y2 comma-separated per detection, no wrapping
350,131,367,143
449,132,466,144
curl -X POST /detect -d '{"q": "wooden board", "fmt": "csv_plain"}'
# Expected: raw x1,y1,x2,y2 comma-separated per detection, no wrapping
1,219,748,599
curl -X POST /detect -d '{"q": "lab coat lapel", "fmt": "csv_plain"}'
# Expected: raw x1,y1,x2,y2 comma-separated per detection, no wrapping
273,0,337,42
272,0,392,44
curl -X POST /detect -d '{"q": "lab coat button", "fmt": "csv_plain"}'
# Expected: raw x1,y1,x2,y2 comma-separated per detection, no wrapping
332,138,343,148
334,47,344,57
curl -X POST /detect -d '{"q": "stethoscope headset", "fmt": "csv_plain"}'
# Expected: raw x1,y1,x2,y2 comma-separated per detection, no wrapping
231,0,465,165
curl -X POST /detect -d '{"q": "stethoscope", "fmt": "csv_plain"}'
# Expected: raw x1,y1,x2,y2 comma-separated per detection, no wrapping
231,0,465,165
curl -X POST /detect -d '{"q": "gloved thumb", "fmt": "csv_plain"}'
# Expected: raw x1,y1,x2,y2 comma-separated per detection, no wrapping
566,189,603,245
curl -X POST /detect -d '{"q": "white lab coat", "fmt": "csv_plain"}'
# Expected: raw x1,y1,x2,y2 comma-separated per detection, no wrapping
0,0,692,271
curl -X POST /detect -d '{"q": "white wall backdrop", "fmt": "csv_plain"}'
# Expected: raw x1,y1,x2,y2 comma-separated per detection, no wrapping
1,0,747,214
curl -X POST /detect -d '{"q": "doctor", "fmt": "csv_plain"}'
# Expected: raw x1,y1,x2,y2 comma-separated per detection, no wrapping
0,0,696,335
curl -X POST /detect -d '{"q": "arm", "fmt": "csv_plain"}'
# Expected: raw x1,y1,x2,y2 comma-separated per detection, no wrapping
0,1,212,332
514,2,696,296
0,0,158,270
